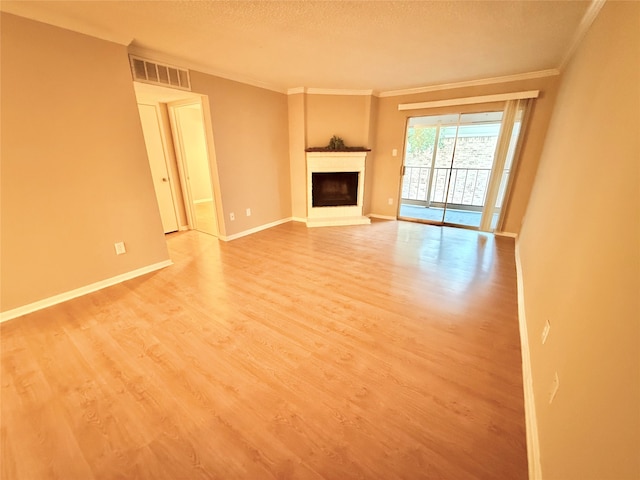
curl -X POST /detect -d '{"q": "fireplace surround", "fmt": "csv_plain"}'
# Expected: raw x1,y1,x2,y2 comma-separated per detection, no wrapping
306,152,370,227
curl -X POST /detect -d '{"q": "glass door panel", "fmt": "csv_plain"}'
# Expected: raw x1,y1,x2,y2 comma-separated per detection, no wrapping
399,114,459,224
401,125,437,204
399,102,528,232
442,112,502,228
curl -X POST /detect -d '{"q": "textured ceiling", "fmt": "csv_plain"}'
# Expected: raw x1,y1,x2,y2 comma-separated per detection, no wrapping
1,1,594,93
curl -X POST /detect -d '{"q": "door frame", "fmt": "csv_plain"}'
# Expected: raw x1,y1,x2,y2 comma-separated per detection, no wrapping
397,101,530,232
168,97,223,237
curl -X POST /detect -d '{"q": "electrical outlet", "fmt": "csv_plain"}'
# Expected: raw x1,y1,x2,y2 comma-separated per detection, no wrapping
549,372,560,404
541,320,551,344
246,208,251,216
114,242,126,255
392,148,398,157
230,212,235,221
388,198,394,205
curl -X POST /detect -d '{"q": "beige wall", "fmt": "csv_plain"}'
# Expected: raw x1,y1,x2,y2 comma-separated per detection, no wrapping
518,2,640,479
305,94,371,148
362,95,379,216
0,13,169,312
190,72,291,236
370,76,560,233
288,93,307,220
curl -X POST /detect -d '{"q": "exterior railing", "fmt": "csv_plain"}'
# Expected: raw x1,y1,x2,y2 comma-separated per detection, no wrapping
402,167,503,207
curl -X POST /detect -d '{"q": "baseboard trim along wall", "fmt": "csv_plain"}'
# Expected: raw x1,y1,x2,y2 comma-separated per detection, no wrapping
220,217,294,242
368,214,397,220
0,259,173,323
514,239,542,480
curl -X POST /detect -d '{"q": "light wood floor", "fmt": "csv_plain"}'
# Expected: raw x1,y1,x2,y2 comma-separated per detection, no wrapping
1,220,527,479
194,200,217,236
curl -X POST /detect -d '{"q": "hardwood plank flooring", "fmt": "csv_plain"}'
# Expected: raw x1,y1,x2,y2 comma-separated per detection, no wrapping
1,220,527,479
194,201,217,236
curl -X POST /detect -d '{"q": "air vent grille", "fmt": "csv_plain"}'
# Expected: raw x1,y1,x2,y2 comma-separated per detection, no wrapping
129,55,191,91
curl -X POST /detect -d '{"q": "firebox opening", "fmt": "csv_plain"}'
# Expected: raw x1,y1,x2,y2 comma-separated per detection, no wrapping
312,172,359,207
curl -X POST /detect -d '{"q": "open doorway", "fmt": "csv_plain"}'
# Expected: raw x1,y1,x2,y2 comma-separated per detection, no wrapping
168,101,219,237
133,82,221,237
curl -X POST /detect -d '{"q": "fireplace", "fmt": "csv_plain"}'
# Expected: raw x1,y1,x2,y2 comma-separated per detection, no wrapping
306,152,370,227
312,172,359,207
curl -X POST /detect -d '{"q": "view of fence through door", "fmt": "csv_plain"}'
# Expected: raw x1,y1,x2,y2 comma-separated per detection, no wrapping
399,101,526,231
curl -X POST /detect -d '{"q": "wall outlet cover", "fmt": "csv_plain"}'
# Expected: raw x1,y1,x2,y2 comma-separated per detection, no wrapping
114,242,126,255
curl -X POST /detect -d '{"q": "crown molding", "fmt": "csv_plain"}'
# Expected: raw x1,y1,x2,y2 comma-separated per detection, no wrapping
559,0,606,70
127,45,287,94
305,88,375,96
378,69,560,98
286,87,378,96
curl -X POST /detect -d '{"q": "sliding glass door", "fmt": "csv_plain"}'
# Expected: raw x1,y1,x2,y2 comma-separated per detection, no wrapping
399,100,528,232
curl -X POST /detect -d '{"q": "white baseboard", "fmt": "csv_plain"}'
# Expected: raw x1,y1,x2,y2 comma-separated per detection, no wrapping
515,239,542,479
306,216,371,228
368,213,397,220
291,217,307,223
220,217,293,241
0,259,173,323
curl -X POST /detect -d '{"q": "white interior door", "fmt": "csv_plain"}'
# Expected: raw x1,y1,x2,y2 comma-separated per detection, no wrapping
137,103,179,233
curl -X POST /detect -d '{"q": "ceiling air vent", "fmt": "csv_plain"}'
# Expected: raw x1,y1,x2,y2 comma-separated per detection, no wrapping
129,55,191,91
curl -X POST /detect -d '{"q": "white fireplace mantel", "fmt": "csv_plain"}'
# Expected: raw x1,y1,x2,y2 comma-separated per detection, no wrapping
306,151,371,227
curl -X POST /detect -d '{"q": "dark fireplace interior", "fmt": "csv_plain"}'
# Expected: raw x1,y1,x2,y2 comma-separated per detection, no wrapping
312,172,359,207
